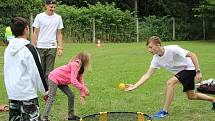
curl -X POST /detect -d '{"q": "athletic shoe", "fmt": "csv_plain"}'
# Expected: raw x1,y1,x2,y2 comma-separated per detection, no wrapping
154,109,169,118
68,115,80,120
41,118,49,121
42,116,49,121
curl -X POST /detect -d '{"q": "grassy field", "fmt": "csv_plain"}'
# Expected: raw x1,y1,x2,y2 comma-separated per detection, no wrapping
0,41,215,121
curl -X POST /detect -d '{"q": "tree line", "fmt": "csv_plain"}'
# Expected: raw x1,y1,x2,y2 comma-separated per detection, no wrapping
0,0,214,42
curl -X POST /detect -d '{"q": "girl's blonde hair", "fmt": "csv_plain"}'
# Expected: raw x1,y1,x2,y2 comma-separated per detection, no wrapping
70,52,91,70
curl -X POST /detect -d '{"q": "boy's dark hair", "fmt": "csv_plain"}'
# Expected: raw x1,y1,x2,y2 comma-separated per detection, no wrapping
10,17,28,37
45,0,56,4
146,36,161,46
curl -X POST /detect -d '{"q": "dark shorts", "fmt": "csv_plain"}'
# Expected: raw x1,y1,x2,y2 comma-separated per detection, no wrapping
175,70,196,92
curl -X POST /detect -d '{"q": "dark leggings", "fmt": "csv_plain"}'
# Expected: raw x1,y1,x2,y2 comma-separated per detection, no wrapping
43,80,75,119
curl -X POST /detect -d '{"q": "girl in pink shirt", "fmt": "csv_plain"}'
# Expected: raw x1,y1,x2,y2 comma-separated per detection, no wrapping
42,52,90,121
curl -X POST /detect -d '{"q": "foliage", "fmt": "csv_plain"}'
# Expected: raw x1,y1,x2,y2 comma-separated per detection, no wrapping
139,16,172,41
193,4,215,18
208,0,215,4
60,0,206,18
57,0,214,41
59,0,134,11
57,2,136,42
0,0,214,41
192,3,215,39
0,0,43,41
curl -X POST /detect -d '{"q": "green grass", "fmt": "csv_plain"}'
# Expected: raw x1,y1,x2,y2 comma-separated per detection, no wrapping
1,41,215,121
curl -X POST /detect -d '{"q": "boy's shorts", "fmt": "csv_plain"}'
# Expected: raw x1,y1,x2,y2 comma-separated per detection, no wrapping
175,70,196,92
9,98,40,121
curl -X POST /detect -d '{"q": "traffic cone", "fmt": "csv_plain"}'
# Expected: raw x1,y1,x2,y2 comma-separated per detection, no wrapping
96,40,101,48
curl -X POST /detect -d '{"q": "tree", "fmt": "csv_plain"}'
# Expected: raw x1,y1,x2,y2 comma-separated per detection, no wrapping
0,0,43,40
193,3,215,39
60,0,206,18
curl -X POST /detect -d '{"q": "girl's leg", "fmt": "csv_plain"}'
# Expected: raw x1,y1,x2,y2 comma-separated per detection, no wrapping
43,80,58,120
58,85,75,118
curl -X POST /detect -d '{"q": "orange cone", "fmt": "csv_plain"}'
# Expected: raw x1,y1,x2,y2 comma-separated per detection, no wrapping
96,40,101,48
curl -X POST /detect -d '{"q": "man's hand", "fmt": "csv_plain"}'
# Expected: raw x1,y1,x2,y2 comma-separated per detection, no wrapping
195,72,202,82
57,48,63,57
125,84,137,91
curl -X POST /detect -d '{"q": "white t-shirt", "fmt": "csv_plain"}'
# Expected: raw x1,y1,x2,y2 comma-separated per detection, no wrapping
32,12,64,48
150,45,195,74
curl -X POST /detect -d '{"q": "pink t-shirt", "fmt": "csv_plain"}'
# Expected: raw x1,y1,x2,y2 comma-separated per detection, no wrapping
48,59,85,96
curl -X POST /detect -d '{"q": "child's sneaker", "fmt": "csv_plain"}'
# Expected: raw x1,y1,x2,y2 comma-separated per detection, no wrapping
41,118,49,121
154,109,169,118
212,102,215,110
42,116,49,121
68,115,80,121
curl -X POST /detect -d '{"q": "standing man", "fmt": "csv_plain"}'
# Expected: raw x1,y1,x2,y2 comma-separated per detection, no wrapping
32,0,64,84
125,36,215,118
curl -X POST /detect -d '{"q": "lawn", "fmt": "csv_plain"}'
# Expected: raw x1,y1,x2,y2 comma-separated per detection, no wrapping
0,41,215,121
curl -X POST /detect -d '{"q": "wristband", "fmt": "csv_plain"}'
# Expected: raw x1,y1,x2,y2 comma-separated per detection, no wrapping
57,46,63,50
196,69,201,73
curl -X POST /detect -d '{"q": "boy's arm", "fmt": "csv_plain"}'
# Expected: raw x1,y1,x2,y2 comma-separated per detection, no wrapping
35,74,48,96
125,67,156,91
25,51,48,96
186,52,202,81
57,29,63,57
32,28,39,46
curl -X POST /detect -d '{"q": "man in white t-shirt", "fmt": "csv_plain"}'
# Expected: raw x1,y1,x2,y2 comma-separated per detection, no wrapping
32,0,64,85
125,36,215,118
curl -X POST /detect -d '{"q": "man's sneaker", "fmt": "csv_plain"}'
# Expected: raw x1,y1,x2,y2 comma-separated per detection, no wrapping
154,109,169,118
212,102,215,110
68,115,80,121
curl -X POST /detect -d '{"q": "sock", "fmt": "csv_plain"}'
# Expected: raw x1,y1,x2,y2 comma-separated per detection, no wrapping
162,109,168,113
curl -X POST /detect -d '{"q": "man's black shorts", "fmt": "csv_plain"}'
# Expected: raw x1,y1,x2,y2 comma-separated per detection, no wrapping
175,70,196,92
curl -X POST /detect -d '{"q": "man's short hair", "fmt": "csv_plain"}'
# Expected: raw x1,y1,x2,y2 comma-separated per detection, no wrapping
146,36,161,46
10,17,28,37
45,0,56,4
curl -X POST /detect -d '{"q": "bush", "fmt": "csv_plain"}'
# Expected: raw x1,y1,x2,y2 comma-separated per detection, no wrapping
0,0,43,40
139,16,172,41
57,2,136,42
